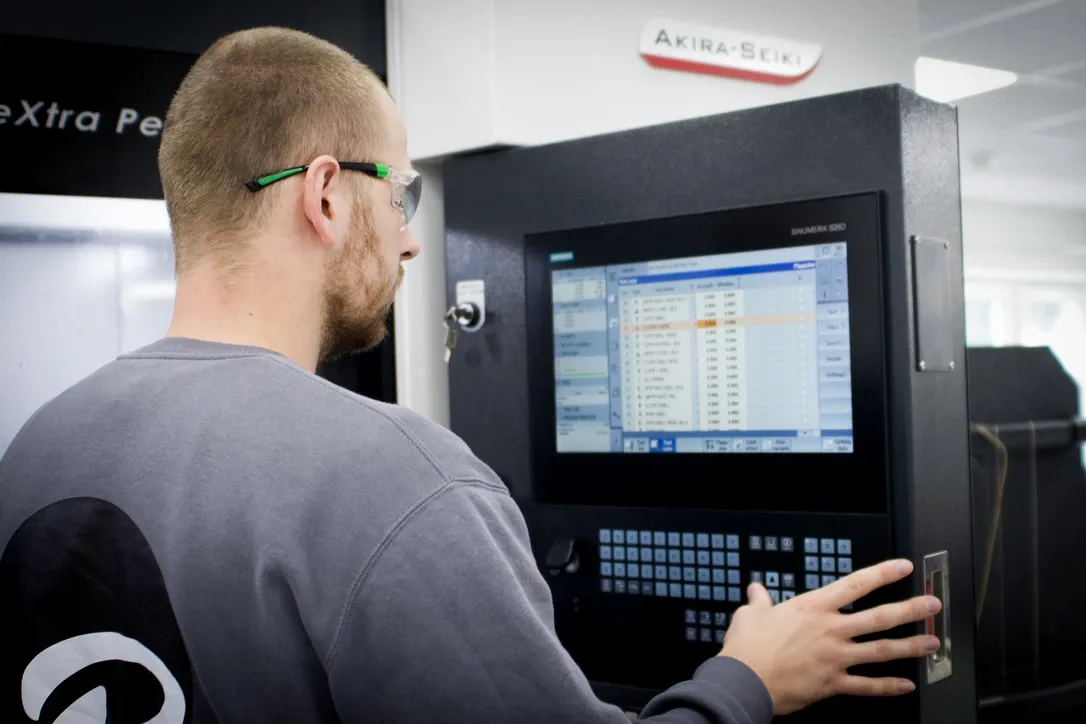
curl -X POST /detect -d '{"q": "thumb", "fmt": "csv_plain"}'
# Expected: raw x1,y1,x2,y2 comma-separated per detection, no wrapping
746,583,773,608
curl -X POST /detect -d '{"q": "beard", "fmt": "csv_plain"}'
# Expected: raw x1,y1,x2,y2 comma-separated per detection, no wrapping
318,202,401,365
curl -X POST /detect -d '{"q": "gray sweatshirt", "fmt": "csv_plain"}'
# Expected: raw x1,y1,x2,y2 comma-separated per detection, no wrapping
0,337,772,724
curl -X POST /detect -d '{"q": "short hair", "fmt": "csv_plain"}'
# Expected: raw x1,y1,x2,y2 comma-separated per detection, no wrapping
158,27,387,273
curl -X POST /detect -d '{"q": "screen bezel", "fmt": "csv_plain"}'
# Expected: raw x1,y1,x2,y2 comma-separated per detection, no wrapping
524,192,888,515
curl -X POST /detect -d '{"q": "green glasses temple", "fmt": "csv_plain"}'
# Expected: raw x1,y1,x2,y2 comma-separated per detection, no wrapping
245,162,391,191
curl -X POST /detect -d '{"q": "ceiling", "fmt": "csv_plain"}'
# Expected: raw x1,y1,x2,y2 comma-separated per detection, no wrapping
919,0,1086,208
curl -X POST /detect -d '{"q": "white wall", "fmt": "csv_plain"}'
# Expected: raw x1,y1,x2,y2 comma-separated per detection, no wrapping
390,0,920,159
962,199,1086,280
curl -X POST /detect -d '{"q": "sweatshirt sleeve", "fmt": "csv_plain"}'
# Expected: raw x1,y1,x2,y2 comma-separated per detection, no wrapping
325,480,773,724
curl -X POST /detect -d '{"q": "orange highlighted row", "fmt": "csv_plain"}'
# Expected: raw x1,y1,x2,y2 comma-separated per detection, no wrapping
623,311,814,335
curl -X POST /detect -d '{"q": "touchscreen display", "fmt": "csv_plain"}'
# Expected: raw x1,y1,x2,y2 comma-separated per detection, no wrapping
551,243,853,454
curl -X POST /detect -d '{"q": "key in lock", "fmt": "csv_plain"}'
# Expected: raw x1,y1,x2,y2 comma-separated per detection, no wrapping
443,302,480,362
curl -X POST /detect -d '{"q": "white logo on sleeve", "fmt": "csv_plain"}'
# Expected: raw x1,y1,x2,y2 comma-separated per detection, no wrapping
22,632,186,724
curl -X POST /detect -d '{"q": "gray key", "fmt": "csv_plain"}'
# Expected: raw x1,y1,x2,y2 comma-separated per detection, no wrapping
443,308,460,362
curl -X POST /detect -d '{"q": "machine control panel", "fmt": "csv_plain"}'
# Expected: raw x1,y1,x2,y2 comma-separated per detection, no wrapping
595,526,856,644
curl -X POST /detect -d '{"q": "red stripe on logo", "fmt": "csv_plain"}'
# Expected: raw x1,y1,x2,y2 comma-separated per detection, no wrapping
641,53,819,85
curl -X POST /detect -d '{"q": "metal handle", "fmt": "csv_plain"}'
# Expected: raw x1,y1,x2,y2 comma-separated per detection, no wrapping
923,550,952,684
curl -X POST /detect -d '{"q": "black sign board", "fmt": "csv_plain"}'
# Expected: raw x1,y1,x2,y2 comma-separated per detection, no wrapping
0,33,195,199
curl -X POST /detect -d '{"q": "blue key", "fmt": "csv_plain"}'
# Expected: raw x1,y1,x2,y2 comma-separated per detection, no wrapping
640,531,653,546
600,546,612,560
711,534,725,549
600,529,612,543
683,567,696,582
726,534,740,549
669,550,681,564
641,547,652,561
696,533,710,548
683,550,696,565
668,532,681,547
713,586,726,601
670,583,683,598
614,563,626,577
712,551,725,566
656,582,669,597
712,569,726,583
838,557,853,573
806,574,820,589
684,584,697,599
727,552,740,567
655,565,668,580
698,568,711,583
627,564,640,578
698,585,711,600
682,533,696,548
601,562,612,576
613,530,625,545
728,587,741,602
654,531,667,546
669,566,682,581
697,551,710,566
627,547,639,562
728,569,741,584
655,549,667,563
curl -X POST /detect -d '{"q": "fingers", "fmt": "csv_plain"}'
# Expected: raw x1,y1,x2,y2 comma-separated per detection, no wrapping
839,595,941,638
844,634,941,666
746,583,773,608
816,559,913,609
835,675,917,697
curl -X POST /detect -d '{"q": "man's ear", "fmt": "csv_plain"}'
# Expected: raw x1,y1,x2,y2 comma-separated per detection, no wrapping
302,155,341,250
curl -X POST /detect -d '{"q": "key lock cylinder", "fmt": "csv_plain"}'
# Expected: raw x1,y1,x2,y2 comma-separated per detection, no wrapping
443,280,486,362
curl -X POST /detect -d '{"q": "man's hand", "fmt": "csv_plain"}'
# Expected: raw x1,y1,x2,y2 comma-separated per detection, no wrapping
719,559,940,716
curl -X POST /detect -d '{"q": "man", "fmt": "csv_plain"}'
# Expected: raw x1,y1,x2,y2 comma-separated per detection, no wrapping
0,27,940,724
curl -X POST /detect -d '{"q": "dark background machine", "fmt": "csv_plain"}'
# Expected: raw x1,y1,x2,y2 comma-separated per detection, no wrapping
443,85,977,722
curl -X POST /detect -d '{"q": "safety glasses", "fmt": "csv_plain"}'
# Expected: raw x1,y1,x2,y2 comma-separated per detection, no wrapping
245,161,422,229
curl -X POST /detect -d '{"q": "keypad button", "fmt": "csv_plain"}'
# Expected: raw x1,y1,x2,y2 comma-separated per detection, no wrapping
600,529,612,543
712,569,726,584
669,550,682,564
727,552,741,567
614,547,626,561
698,568,711,583
696,533,710,548
838,557,853,574
726,534,740,550
698,585,711,600
806,574,820,589
765,536,779,552
656,582,669,597
821,557,836,573
728,569,741,584
700,627,713,642
769,589,781,604
640,531,653,546
713,585,726,601
766,571,780,588
711,551,725,566
614,530,625,545
728,587,741,602
837,539,852,555
601,578,613,593
822,575,836,587
642,581,654,595
715,629,726,644
711,534,725,549
670,583,683,598
821,538,836,554
805,556,819,572
628,580,640,594
683,550,696,565
655,549,667,563
641,547,652,561
654,531,667,546
804,537,819,554
684,584,697,599
783,590,796,600
601,562,612,576
697,551,710,566
627,547,639,562
749,535,763,551
655,565,668,580
626,530,638,545
781,537,794,552
698,611,712,625
685,609,698,624
628,564,640,578
685,626,698,641
668,532,681,547
600,545,612,560
615,563,626,577
683,567,696,582
669,566,682,581
682,533,696,547
782,573,795,589
615,580,627,594
750,571,763,584
714,612,728,626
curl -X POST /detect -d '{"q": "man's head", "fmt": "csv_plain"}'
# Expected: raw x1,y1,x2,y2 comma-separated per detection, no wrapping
158,27,419,362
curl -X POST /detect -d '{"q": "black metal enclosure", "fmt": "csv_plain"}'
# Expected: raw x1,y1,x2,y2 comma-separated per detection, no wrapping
444,85,976,722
